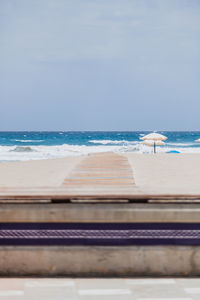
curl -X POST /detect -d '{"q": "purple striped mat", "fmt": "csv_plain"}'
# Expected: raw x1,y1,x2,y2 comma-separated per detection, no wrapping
0,223,200,246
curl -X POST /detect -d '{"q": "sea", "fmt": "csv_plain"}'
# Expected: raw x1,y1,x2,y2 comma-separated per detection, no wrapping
0,131,200,162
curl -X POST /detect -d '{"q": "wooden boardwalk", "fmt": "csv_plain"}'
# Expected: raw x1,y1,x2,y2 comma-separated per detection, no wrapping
63,152,135,187
0,152,138,202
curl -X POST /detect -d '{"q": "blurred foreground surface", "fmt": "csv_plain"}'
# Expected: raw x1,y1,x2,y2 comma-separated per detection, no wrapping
1,278,200,299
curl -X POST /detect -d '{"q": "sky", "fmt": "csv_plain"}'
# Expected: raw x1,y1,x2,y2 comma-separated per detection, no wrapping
0,0,200,131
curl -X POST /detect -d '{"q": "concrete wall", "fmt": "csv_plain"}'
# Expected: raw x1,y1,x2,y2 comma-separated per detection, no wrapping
0,203,200,222
1,246,200,277
0,203,200,276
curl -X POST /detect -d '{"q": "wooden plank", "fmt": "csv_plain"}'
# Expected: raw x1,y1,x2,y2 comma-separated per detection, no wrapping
62,152,135,187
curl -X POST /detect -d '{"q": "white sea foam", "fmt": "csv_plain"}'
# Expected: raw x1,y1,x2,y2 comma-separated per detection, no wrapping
0,144,135,161
13,140,43,143
167,142,196,147
0,142,200,161
89,139,138,145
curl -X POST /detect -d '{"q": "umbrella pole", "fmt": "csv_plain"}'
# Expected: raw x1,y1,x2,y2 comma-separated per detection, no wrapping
154,141,156,154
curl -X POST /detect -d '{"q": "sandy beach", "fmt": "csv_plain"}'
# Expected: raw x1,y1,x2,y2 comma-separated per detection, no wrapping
0,153,200,195
0,156,83,187
125,153,200,194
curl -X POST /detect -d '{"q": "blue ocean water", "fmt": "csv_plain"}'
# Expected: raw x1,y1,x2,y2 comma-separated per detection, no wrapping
0,131,200,161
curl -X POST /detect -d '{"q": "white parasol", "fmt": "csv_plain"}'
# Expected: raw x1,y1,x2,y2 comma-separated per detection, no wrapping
142,140,165,146
141,132,167,153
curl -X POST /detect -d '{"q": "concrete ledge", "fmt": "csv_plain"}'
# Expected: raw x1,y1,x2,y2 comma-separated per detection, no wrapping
0,203,200,222
0,246,200,277
1,203,200,276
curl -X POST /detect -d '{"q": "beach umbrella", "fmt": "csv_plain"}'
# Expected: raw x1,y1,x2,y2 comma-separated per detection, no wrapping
142,140,165,146
142,140,165,153
141,132,167,141
141,140,165,153
141,132,167,153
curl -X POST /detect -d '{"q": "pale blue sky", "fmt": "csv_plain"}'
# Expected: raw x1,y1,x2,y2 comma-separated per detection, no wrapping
1,0,200,131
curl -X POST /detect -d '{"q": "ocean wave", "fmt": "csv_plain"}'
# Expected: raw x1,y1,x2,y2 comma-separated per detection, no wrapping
0,144,134,161
0,142,200,161
13,140,43,143
89,139,137,145
167,142,197,147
